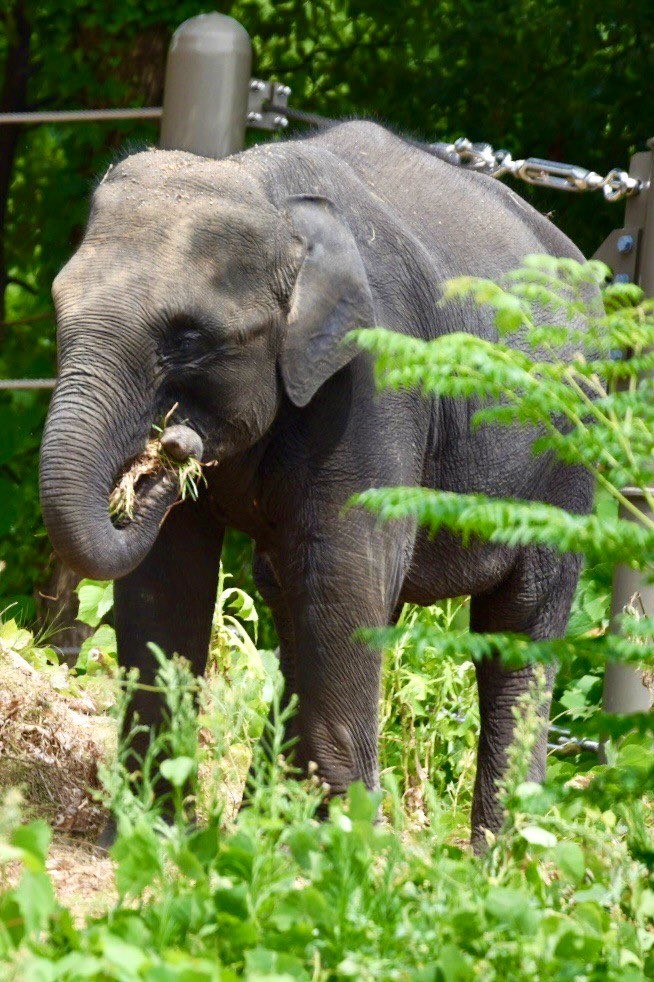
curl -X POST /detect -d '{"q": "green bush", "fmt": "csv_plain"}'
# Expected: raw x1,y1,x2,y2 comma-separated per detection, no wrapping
0,258,652,979
0,637,651,979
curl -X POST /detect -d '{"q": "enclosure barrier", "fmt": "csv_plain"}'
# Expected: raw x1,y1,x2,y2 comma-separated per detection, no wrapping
1,13,652,727
590,149,654,723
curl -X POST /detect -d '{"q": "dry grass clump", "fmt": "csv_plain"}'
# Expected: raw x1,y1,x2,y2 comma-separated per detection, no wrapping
0,658,116,837
109,414,205,524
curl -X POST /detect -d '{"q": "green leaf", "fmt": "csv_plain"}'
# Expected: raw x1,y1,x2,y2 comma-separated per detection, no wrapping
485,887,537,932
520,826,557,848
14,870,56,936
112,822,162,898
101,932,149,975
244,947,308,979
160,756,196,787
435,944,474,982
76,623,117,673
347,781,381,822
11,820,51,867
222,587,259,623
555,842,586,883
76,579,114,627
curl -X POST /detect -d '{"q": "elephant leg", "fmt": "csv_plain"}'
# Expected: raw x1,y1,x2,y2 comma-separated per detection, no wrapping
113,498,223,768
253,550,297,705
278,526,407,795
469,549,581,851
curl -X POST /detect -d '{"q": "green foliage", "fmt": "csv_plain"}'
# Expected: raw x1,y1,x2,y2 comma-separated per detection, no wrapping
75,579,114,628
1,547,653,977
378,599,477,834
0,616,59,671
0,640,652,979
356,486,654,568
351,258,653,673
2,6,654,976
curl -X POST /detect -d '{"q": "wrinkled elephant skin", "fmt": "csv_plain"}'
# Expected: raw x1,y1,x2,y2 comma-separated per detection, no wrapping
39,123,594,848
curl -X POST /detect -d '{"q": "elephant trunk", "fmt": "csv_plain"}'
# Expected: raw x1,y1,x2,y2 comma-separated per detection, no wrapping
40,369,178,581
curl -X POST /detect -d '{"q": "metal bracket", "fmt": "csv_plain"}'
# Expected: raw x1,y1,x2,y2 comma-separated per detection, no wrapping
592,150,654,284
593,226,642,283
247,79,290,131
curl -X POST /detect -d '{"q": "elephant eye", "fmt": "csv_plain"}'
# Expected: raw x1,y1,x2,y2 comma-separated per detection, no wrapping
158,314,214,366
178,327,202,351
169,314,206,341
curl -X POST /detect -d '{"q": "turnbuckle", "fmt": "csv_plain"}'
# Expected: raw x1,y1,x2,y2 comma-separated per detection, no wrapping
446,138,647,203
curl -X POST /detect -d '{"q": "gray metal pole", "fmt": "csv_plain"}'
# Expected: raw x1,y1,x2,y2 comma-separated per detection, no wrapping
595,144,654,716
603,489,653,714
159,13,252,159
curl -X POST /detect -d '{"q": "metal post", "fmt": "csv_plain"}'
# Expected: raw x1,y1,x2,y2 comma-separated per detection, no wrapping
603,490,653,714
595,142,654,716
159,13,252,159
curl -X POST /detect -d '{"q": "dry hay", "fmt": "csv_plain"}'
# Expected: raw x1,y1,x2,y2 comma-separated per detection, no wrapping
0,655,117,838
45,839,116,916
109,413,205,523
109,439,163,522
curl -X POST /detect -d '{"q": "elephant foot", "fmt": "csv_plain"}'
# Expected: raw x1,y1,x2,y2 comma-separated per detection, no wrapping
96,813,117,850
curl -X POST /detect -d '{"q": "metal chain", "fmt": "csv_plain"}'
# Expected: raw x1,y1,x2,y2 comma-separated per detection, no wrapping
0,103,644,204
444,137,647,202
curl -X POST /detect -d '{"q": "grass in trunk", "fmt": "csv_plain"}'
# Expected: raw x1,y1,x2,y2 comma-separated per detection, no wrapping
109,410,205,523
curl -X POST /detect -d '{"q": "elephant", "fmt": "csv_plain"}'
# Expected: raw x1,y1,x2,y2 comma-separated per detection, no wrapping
39,121,594,848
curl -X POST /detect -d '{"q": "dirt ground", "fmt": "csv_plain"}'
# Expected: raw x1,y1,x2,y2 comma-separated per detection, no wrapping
0,649,252,921
47,839,116,919
0,651,118,918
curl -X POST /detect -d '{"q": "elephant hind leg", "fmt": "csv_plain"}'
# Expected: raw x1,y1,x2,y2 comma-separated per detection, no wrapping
469,547,582,852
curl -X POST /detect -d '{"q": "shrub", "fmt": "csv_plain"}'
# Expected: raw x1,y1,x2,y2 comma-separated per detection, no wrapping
0,257,652,979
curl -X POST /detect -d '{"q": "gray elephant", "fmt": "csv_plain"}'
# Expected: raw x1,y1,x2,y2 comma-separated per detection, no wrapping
40,121,593,847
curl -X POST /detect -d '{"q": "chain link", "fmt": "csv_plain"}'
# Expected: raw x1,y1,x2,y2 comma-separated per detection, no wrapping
444,137,647,202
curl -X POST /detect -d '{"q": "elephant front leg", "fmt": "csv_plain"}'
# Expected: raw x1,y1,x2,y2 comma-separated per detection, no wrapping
279,531,404,796
113,498,223,770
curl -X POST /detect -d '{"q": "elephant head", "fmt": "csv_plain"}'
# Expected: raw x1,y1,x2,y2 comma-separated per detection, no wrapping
40,150,373,580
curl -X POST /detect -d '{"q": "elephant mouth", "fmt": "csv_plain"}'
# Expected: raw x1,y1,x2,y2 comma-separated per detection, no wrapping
109,424,205,528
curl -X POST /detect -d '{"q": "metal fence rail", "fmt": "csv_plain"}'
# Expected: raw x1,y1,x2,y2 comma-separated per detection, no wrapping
0,379,56,390
0,108,163,125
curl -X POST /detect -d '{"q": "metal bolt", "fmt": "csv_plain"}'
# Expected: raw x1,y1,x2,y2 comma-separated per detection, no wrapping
249,79,266,92
247,111,263,124
274,115,288,129
279,84,291,97
617,234,635,255
614,272,631,283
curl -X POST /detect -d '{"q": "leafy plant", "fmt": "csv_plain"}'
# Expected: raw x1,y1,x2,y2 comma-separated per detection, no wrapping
351,257,653,664
0,639,652,979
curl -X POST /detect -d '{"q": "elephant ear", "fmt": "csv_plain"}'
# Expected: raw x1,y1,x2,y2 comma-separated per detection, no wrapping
280,195,374,408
